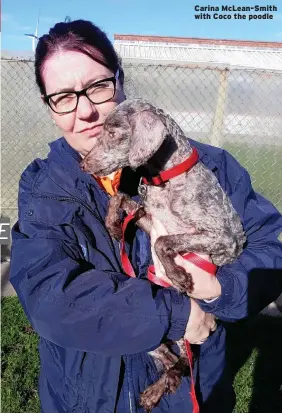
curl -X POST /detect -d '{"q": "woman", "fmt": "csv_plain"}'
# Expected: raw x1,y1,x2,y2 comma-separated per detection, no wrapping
10,19,282,413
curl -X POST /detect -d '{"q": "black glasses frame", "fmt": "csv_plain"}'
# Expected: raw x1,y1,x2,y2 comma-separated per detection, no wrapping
44,73,118,114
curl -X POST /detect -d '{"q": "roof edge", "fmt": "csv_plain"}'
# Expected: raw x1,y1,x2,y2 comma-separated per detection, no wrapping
114,34,282,49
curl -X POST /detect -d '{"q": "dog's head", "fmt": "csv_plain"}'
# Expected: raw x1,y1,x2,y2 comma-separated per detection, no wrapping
80,99,169,176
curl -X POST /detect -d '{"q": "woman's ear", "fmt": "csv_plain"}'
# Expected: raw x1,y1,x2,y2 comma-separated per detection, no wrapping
128,110,168,169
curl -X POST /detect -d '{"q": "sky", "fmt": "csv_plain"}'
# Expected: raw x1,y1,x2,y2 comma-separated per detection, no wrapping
2,0,282,52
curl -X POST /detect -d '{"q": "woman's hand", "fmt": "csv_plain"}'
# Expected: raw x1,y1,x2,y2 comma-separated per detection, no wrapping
150,222,173,286
150,216,222,300
174,253,221,300
184,298,217,344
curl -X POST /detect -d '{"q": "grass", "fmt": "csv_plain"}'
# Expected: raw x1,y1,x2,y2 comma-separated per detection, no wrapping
2,297,282,413
1,297,40,413
222,142,282,212
225,316,282,413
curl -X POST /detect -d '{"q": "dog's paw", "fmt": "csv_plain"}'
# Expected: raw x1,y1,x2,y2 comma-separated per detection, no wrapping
165,369,182,394
139,378,166,412
169,265,194,294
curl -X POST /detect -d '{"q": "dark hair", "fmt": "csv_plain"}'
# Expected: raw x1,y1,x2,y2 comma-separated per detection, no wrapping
35,19,124,95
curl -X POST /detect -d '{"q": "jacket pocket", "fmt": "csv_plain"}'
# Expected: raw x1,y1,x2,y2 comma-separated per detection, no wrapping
39,338,89,411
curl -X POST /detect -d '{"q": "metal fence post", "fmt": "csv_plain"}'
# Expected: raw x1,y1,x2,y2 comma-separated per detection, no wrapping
211,68,229,148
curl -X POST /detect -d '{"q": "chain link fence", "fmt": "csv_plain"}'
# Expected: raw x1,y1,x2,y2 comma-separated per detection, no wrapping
1,58,282,229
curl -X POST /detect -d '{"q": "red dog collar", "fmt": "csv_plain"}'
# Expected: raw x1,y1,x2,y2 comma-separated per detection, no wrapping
142,147,199,186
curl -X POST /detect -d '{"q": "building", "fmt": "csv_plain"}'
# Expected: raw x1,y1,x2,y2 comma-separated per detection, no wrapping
113,34,282,148
114,35,282,70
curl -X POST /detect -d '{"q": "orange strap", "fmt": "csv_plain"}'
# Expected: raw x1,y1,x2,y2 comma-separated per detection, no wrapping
94,169,122,196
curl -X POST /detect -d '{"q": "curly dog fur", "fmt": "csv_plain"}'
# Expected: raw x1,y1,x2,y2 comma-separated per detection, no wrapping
81,99,246,411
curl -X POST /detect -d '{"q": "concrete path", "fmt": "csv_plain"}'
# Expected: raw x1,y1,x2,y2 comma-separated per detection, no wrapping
1,262,17,297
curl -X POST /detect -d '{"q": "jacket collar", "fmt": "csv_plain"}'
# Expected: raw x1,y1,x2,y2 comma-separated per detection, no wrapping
48,137,142,198
47,137,220,197
49,138,86,173
188,138,221,172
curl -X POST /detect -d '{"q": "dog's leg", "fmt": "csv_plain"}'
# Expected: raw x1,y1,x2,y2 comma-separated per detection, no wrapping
154,234,194,293
148,343,179,371
139,371,168,412
105,192,126,240
140,343,179,412
154,232,224,293
164,338,190,393
106,192,153,240
139,339,189,412
120,196,152,234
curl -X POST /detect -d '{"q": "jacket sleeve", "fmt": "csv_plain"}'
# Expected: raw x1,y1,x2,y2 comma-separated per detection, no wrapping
10,219,190,356
198,160,282,321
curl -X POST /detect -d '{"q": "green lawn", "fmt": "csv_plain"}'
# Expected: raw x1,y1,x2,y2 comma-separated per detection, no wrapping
2,297,282,413
222,142,282,213
2,297,40,413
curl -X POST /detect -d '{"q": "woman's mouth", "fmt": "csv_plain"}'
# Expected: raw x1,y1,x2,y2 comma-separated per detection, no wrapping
79,124,103,137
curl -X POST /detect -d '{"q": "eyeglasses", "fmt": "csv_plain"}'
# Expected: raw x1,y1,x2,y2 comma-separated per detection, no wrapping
44,70,119,114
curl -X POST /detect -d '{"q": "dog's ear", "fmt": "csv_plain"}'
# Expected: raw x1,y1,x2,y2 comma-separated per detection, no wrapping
128,110,168,169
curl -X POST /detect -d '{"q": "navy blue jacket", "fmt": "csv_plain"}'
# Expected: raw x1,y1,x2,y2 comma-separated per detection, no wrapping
10,137,282,413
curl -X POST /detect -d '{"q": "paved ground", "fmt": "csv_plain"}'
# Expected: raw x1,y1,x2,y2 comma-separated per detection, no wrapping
1,262,16,297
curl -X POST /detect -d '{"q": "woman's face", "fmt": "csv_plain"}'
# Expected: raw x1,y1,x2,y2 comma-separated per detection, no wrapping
42,51,126,156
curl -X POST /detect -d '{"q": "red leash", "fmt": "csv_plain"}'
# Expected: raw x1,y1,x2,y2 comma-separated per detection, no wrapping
120,211,217,413
120,212,137,278
119,147,217,412
120,147,202,280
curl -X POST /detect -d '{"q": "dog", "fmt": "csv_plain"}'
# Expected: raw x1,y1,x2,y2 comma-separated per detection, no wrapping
80,99,246,411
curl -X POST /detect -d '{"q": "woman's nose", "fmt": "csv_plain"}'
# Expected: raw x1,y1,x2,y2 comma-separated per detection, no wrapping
76,95,97,119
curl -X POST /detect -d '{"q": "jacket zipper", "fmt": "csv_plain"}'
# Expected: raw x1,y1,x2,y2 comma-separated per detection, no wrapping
126,357,134,413
128,390,133,413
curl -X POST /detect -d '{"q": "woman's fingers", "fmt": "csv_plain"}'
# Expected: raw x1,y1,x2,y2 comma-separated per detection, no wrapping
151,216,168,236
185,300,217,344
187,327,210,345
150,227,166,277
174,254,221,300
210,320,217,331
189,322,217,345
150,217,168,277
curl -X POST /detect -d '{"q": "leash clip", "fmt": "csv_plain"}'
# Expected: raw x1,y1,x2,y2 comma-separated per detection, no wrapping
137,178,148,208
